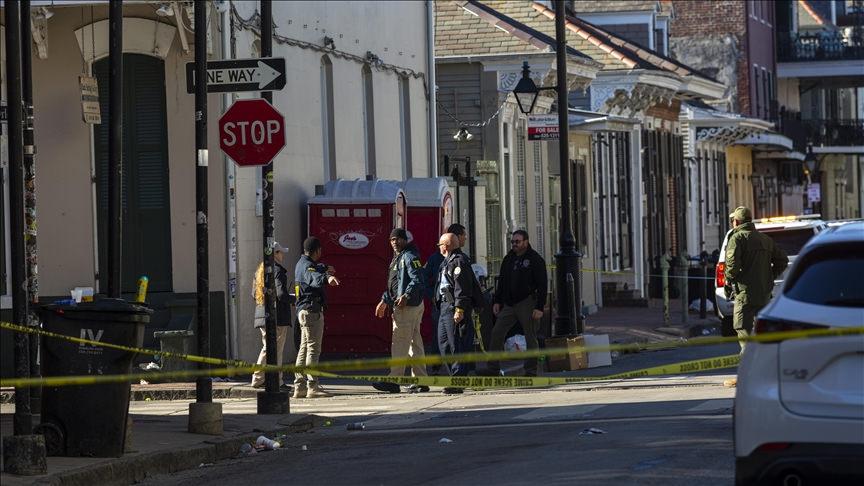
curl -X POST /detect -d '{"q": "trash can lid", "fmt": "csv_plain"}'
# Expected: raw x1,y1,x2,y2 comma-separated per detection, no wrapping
42,298,153,316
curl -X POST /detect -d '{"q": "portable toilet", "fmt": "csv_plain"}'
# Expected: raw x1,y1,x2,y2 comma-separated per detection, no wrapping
307,179,407,355
402,178,453,347
402,178,453,261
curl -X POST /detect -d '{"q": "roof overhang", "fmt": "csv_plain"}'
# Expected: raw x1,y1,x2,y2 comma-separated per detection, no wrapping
590,70,681,115
753,150,806,162
812,145,864,154
777,60,864,78
679,74,726,100
568,109,640,133
734,132,795,152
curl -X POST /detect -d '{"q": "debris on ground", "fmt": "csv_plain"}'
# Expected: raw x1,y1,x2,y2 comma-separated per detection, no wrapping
579,428,607,435
256,435,281,450
439,438,453,443
239,443,256,455
302,445,308,451
346,422,365,431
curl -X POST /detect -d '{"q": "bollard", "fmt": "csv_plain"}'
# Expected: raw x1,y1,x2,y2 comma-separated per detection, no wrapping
700,251,708,319
678,254,689,325
660,253,671,325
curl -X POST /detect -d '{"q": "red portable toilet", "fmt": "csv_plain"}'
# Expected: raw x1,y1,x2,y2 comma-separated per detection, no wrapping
307,179,407,355
402,178,453,261
402,177,452,347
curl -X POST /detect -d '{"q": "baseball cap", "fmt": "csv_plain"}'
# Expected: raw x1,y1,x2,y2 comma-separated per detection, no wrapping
390,228,409,240
728,206,753,222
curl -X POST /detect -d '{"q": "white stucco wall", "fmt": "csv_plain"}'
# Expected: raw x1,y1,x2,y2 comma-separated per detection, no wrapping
230,1,434,362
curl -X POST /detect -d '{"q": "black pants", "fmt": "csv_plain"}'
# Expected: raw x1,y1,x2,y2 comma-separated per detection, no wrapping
437,301,475,376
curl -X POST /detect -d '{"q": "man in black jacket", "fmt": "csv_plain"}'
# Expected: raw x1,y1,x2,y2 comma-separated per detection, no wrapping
372,229,428,393
436,232,482,378
293,236,340,399
487,230,547,376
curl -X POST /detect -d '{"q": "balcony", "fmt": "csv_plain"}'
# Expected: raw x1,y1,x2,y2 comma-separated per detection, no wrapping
777,30,864,63
775,110,864,151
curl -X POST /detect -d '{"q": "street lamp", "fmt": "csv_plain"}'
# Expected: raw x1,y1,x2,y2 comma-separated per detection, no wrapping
803,144,817,176
511,1,582,336
513,62,540,115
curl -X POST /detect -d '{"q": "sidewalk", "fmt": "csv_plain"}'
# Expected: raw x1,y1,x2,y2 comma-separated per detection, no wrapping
586,299,722,344
0,403,324,486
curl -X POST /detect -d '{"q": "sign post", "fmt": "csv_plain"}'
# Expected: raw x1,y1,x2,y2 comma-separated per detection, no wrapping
186,57,286,93
218,99,286,167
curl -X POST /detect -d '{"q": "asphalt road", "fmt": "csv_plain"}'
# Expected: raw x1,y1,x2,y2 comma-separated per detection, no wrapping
139,379,737,485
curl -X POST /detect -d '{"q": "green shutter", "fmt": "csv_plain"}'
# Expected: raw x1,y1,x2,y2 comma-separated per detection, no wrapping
94,54,173,293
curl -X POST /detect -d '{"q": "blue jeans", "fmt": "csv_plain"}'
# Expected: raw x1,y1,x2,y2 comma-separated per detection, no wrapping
437,302,475,376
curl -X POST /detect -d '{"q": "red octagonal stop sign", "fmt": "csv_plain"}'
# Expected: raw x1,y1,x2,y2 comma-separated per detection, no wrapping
219,99,286,167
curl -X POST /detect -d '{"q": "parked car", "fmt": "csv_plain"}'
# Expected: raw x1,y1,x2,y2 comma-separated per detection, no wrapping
715,215,827,335
734,221,864,485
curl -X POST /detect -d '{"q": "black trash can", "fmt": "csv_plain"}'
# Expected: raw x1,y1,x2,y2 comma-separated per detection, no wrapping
37,298,152,457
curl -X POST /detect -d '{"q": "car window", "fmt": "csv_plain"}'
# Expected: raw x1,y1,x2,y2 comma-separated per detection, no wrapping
784,244,864,307
762,228,816,256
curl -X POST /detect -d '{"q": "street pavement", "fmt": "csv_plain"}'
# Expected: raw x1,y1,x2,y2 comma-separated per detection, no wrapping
0,304,736,485
136,376,736,485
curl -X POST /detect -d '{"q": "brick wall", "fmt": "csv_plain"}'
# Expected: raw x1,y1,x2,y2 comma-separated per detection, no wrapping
670,1,751,114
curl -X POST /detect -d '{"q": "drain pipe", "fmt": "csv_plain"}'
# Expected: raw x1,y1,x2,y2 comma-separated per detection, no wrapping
426,0,438,177
221,0,239,359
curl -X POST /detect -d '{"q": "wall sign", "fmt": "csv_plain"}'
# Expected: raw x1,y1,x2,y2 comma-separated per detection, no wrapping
338,232,370,249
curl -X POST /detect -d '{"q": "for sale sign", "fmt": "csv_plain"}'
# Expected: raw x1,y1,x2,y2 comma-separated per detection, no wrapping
527,114,559,141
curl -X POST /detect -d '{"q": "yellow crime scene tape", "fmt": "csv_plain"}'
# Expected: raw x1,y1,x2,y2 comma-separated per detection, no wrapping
2,321,862,389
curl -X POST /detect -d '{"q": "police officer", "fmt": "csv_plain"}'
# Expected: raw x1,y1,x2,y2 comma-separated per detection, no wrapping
293,236,340,399
436,233,483,383
724,206,788,385
372,229,429,393
487,230,548,377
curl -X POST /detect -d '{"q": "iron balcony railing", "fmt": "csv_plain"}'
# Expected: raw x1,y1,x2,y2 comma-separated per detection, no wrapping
775,111,864,150
777,30,864,62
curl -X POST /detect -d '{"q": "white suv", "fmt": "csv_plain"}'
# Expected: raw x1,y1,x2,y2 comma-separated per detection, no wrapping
734,222,864,485
715,216,827,335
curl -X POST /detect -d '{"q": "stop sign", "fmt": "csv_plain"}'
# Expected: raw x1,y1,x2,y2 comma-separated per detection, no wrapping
219,99,286,167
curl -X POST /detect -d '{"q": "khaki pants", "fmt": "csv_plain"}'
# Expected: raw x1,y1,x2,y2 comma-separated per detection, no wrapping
390,302,427,377
489,297,539,375
294,309,325,389
251,326,289,386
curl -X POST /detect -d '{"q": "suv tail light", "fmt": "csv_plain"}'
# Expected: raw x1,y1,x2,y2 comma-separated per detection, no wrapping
715,262,726,288
754,317,827,337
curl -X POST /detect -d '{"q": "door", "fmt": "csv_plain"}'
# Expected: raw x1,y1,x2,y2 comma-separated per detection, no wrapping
94,54,172,293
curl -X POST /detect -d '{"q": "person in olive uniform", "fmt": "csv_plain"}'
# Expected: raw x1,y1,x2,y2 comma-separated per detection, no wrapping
293,236,340,398
372,229,429,393
725,206,788,355
487,230,548,376
436,233,483,380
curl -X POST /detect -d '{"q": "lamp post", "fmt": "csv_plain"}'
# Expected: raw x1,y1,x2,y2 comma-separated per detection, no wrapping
512,0,582,336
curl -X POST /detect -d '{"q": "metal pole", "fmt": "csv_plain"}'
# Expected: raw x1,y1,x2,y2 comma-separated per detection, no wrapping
553,0,578,336
661,253,670,325
466,158,477,262
257,0,288,414
21,0,42,413
679,254,688,325
222,0,240,360
194,0,212,404
107,0,123,298
700,252,708,319
5,0,32,436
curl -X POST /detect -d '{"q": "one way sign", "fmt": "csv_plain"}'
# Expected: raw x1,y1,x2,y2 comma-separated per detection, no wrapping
186,57,286,94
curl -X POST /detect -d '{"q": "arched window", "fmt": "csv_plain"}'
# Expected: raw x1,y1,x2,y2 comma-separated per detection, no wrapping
398,75,412,178
362,65,376,177
321,55,336,180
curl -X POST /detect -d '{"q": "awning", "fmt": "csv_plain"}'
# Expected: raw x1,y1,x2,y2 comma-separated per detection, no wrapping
753,150,806,162
568,109,639,133
734,132,795,152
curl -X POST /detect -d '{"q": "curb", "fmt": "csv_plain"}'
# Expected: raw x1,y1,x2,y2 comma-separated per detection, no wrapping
7,414,325,486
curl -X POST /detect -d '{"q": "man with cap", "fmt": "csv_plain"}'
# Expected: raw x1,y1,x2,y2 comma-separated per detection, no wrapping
372,229,429,393
293,236,340,398
724,206,788,386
